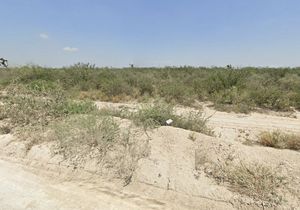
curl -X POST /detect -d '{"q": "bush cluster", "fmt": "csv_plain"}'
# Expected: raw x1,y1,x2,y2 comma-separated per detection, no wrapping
1,66,300,112
100,103,213,135
0,84,96,127
259,131,300,151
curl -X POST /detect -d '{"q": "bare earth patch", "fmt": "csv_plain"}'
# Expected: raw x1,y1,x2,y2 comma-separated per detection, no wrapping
0,101,300,209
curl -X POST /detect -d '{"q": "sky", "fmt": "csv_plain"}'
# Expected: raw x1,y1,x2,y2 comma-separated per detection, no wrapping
1,0,300,67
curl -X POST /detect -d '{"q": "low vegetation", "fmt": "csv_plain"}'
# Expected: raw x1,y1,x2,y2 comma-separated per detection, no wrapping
53,115,120,156
259,131,300,151
0,66,300,113
0,65,298,207
225,163,285,205
188,132,197,141
50,114,149,184
0,84,96,127
201,160,286,205
0,125,11,134
99,103,213,135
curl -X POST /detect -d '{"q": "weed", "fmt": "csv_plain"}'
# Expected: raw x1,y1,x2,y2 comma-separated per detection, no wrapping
2,66,300,112
173,111,213,136
0,125,11,134
100,103,213,135
188,132,197,141
0,86,96,127
259,131,300,151
203,160,286,205
50,114,150,182
133,103,175,129
53,115,120,156
226,163,285,205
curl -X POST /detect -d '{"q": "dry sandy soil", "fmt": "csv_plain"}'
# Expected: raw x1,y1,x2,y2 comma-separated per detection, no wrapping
0,101,300,209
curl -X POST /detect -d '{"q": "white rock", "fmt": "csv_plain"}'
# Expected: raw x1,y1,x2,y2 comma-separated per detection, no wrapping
166,119,173,125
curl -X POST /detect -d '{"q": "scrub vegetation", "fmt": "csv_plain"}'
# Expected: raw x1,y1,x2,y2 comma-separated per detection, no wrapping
0,65,300,113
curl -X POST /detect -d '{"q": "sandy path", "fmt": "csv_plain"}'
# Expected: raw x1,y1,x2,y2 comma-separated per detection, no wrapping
0,159,165,210
203,108,300,133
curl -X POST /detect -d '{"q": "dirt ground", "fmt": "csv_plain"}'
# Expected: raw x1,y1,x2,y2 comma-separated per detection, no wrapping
1,101,300,209
0,159,165,210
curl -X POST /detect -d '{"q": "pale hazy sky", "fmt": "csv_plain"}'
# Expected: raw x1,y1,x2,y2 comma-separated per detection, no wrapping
1,0,300,67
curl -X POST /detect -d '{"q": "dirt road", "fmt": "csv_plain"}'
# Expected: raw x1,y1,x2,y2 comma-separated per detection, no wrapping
0,159,165,210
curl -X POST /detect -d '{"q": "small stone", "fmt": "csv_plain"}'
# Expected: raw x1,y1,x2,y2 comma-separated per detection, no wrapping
166,119,173,125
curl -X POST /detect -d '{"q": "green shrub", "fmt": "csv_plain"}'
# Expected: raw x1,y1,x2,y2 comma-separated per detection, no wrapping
54,100,96,115
173,111,213,136
158,81,195,105
204,70,247,94
0,87,96,127
2,66,300,112
133,103,175,129
102,103,213,135
27,80,61,94
137,77,154,96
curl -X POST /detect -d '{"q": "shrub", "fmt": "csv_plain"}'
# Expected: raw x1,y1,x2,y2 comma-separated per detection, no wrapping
54,115,120,155
53,100,96,115
212,87,252,113
158,81,195,105
51,114,150,183
188,132,197,141
0,86,96,127
173,111,213,136
226,163,285,205
203,70,247,94
26,80,62,96
259,131,300,151
0,125,11,134
2,66,300,112
202,159,286,205
101,103,213,135
137,77,154,96
133,103,175,129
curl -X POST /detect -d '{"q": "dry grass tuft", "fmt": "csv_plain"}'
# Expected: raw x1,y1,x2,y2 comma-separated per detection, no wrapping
188,132,197,141
259,131,300,151
50,114,150,183
99,103,213,136
225,163,285,204
0,125,11,134
0,85,96,128
196,150,287,206
205,162,286,205
52,115,120,156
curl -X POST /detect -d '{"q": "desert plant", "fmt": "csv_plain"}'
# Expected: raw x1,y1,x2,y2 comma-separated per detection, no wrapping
202,160,286,205
133,103,175,129
259,131,300,151
0,125,11,134
2,66,300,112
0,87,96,127
173,111,213,136
100,104,213,135
51,114,150,184
226,163,285,205
188,132,197,141
53,115,120,156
